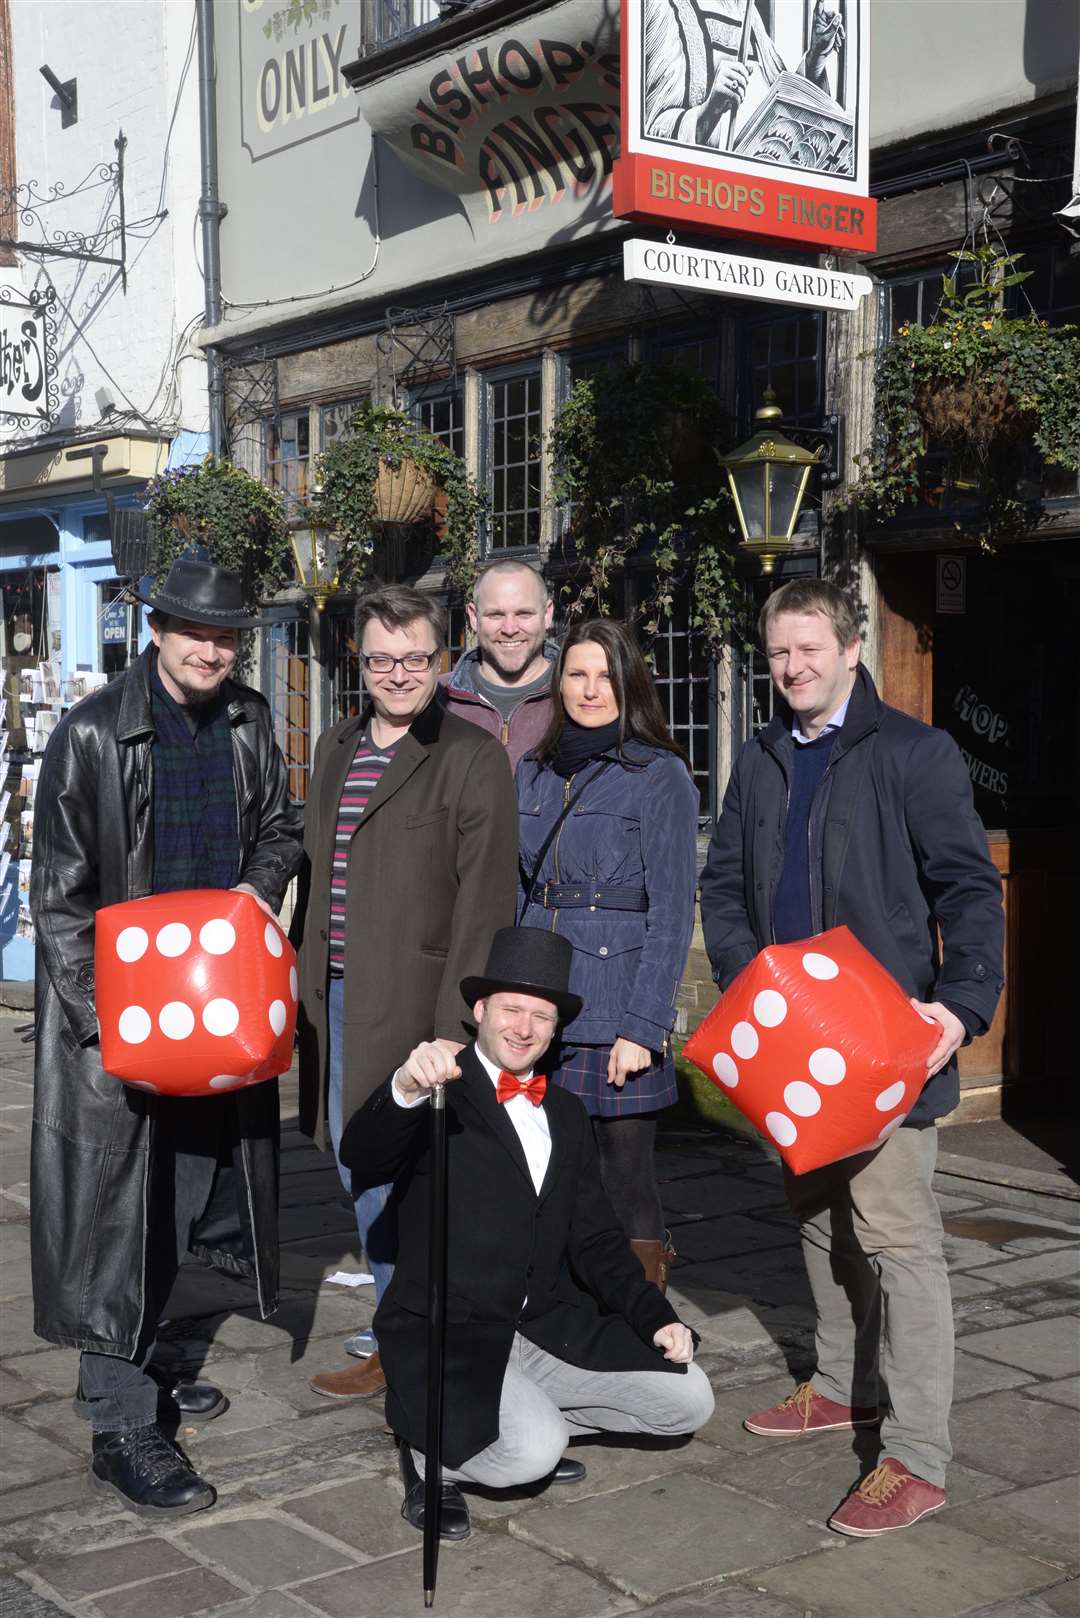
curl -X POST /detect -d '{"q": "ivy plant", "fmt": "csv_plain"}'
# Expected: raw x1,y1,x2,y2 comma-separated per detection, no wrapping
549,363,745,653
144,455,293,607
308,403,486,596
853,246,1080,545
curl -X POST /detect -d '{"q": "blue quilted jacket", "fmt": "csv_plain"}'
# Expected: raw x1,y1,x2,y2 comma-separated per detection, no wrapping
515,741,699,1050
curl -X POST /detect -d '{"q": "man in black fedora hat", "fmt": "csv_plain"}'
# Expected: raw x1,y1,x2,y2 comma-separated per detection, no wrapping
340,926,714,1541
30,558,303,1519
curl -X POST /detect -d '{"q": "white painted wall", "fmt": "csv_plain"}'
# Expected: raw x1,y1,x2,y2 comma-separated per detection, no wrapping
1,0,208,453
870,0,1078,148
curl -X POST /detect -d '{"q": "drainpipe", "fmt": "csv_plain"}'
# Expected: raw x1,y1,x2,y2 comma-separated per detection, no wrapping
196,0,227,458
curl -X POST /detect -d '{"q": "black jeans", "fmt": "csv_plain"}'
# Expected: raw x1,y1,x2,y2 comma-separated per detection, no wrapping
76,1100,225,1434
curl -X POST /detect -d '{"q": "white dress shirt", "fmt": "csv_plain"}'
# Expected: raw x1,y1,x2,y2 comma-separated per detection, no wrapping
391,1046,552,1194
792,693,851,745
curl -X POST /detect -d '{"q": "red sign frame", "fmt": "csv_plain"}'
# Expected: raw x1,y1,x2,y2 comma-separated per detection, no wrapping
614,0,877,256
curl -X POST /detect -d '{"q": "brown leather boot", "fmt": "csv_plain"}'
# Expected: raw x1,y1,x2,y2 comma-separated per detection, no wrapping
310,1352,387,1400
629,1233,677,1293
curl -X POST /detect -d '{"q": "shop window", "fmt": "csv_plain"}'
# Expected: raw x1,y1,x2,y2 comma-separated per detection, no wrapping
1,567,54,756
653,331,721,391
747,312,822,426
99,580,140,679
568,342,630,385
329,607,363,724
486,371,542,552
320,397,367,450
267,408,311,504
411,386,464,461
645,591,716,820
263,612,310,804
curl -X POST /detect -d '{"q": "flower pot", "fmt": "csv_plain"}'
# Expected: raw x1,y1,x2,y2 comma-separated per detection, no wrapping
374,455,437,525
913,375,1031,456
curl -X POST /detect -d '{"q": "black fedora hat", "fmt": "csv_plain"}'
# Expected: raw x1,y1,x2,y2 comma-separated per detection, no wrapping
133,558,265,630
461,927,583,1024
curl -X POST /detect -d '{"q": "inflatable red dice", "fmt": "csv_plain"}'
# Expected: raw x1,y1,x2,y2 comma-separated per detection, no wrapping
684,926,941,1174
95,889,298,1096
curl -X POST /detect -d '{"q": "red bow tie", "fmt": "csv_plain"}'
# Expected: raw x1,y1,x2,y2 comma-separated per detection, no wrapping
496,1070,547,1107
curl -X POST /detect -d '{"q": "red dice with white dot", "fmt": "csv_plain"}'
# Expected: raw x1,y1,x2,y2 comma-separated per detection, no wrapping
95,889,298,1096
684,926,941,1173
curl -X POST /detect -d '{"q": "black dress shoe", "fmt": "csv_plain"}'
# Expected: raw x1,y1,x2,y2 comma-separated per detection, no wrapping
168,1380,229,1421
91,1425,215,1517
398,1441,471,1541
551,1456,587,1484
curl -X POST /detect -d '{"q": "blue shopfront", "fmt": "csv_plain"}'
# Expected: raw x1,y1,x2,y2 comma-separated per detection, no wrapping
0,431,182,988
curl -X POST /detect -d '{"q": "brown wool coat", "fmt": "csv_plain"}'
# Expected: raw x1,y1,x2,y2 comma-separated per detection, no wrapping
293,696,518,1149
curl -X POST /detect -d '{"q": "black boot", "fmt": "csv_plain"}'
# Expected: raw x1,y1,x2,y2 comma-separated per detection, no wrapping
166,1380,229,1421
91,1425,215,1517
398,1441,471,1541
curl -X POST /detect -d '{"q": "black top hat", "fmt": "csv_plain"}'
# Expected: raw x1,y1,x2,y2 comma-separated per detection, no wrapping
133,559,265,630
461,927,583,1024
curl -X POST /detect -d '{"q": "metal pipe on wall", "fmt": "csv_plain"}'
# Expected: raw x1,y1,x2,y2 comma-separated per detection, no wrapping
196,0,226,458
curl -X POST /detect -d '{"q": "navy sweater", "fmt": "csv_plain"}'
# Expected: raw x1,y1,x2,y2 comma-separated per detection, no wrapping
772,731,836,944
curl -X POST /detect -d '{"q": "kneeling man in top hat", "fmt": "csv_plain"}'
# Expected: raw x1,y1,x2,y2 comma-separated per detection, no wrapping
341,927,715,1538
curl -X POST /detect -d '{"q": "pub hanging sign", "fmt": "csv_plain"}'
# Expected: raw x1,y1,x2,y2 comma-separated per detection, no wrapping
0,287,58,430
613,0,876,254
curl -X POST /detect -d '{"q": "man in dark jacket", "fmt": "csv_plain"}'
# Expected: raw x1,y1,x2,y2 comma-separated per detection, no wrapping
30,559,304,1519
342,927,714,1541
699,579,1003,1538
294,585,518,1402
440,558,556,769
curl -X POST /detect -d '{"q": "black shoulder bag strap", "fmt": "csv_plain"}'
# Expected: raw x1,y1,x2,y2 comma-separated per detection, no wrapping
517,759,614,923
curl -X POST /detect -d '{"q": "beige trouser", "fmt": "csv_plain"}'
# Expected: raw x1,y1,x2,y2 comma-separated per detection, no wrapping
784,1124,953,1486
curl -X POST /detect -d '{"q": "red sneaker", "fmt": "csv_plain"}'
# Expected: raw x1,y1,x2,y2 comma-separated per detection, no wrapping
829,1459,946,1537
744,1381,880,1437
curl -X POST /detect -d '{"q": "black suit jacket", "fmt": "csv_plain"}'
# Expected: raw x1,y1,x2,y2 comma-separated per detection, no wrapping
341,1046,686,1467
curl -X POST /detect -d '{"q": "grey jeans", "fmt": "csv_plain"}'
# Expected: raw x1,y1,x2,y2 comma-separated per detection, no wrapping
76,1108,222,1434
784,1123,953,1486
413,1333,715,1488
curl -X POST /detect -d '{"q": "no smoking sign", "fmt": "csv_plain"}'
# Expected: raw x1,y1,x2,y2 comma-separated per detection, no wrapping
937,555,966,615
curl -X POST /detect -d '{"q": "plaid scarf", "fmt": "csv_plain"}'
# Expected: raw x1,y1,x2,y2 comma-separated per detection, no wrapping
150,660,240,894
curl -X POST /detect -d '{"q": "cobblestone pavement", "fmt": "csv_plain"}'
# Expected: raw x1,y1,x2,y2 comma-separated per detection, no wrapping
1,1014,1077,1618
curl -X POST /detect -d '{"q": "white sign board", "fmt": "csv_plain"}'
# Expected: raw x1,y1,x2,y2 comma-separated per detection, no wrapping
622,238,872,312
0,289,56,426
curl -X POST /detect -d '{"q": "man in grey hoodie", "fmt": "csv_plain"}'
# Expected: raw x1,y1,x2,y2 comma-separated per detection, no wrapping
441,560,557,770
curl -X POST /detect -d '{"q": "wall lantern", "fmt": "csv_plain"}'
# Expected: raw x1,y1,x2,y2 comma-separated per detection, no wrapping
291,524,341,613
719,389,824,574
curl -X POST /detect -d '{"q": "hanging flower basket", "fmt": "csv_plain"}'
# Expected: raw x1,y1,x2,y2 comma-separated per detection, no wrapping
852,245,1080,545
374,453,437,525
308,404,486,595
913,375,1032,455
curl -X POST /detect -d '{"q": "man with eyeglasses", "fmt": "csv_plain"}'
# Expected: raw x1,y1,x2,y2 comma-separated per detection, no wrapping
294,585,518,1401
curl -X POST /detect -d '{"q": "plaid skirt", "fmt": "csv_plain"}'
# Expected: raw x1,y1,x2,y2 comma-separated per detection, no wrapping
549,1041,679,1119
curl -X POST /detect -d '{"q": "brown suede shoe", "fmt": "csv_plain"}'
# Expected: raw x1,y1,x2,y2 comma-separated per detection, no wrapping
310,1352,387,1400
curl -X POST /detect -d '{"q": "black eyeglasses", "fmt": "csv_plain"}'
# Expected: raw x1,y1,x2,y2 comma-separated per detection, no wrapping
360,650,440,674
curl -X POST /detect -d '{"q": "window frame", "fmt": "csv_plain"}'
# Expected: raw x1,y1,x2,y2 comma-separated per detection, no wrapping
480,363,545,560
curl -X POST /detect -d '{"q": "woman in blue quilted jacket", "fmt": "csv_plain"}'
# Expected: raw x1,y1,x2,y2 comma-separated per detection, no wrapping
515,619,699,1290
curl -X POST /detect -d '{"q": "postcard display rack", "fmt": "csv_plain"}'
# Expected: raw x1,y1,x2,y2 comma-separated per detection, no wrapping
2,662,107,943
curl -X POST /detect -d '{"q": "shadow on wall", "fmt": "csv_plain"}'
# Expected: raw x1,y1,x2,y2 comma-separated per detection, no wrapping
1023,0,1080,91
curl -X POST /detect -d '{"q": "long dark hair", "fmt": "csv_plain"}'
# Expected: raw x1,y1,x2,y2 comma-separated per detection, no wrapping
535,619,691,772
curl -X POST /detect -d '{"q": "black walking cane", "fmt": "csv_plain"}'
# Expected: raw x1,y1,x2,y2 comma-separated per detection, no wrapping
423,1079,449,1608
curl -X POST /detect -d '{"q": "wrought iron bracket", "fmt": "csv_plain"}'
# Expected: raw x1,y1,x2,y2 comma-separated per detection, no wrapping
378,302,456,399
0,131,131,290
785,415,845,490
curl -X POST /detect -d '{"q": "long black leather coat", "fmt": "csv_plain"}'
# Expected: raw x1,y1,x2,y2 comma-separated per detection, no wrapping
29,648,304,1355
